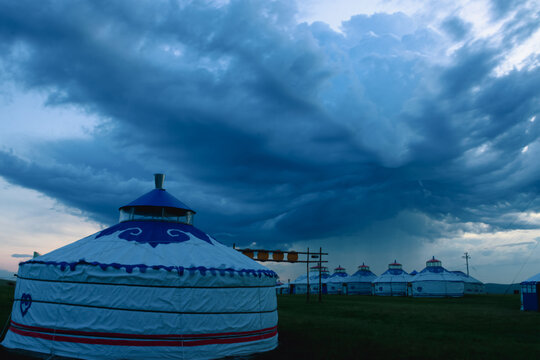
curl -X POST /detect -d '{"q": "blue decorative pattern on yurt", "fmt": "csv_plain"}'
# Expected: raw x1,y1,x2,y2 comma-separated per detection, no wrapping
21,259,278,278
96,221,211,247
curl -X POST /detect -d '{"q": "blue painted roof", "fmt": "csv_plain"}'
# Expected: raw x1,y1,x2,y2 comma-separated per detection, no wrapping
120,188,195,213
330,272,348,278
382,268,408,276
352,269,377,277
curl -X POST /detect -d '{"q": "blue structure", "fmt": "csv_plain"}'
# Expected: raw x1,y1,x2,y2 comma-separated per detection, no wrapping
411,257,464,298
521,272,540,311
346,263,377,295
327,266,348,294
373,260,410,296
2,174,278,359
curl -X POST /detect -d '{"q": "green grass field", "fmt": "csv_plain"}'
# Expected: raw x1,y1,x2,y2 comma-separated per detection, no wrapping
255,294,540,360
1,284,539,359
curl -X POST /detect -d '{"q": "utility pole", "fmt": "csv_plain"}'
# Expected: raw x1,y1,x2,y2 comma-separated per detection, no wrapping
463,252,471,276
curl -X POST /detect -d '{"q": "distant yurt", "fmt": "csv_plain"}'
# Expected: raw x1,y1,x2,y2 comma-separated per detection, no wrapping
373,260,410,296
292,265,330,294
327,266,348,294
346,263,377,295
409,270,418,276
521,272,540,311
451,271,485,294
411,257,464,298
275,280,290,295
1,174,278,360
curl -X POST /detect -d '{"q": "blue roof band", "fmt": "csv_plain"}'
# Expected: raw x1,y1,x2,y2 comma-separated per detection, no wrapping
21,259,278,278
120,189,195,214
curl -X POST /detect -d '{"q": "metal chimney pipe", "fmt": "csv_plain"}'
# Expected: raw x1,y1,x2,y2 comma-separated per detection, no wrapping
154,173,165,189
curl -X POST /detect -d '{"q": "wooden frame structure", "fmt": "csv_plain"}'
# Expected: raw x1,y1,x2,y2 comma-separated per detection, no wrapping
233,245,328,302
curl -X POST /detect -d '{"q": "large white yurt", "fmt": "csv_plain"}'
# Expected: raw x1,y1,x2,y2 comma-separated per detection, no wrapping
292,265,330,294
326,266,348,294
372,260,410,296
520,272,540,311
346,263,377,295
451,271,484,294
411,257,464,298
2,174,278,360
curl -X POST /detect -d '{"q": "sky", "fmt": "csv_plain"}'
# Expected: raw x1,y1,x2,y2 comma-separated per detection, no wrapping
1,0,540,283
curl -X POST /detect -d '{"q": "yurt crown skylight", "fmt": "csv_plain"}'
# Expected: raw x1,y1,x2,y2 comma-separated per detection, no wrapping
426,256,442,267
358,263,370,271
118,174,195,224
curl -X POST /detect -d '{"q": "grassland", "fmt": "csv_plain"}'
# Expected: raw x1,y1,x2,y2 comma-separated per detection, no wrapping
1,284,539,359
255,294,540,360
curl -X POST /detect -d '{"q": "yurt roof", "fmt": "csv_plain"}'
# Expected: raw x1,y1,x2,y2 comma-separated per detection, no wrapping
328,266,348,282
330,265,348,277
292,272,330,284
25,175,276,282
412,258,463,282
521,272,540,284
349,263,377,281
120,187,195,214
374,268,410,283
371,260,407,283
451,271,483,284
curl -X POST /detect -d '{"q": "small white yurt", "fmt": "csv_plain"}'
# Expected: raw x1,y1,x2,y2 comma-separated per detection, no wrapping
346,263,377,295
327,266,348,294
521,272,540,311
2,174,278,360
275,280,290,295
372,260,410,296
291,273,309,294
451,271,485,294
291,265,330,294
411,257,464,298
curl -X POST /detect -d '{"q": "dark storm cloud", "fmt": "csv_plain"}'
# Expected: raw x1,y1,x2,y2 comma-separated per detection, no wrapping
441,16,472,41
0,0,539,248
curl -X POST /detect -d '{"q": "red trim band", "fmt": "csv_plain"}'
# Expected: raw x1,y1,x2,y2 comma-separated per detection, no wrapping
10,320,277,340
9,326,277,346
8,321,278,347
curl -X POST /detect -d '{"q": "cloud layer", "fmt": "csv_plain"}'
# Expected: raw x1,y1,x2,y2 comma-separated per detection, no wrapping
0,0,539,258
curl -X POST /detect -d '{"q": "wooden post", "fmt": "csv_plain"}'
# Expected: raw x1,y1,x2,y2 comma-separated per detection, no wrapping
288,278,291,296
306,247,310,303
318,247,322,303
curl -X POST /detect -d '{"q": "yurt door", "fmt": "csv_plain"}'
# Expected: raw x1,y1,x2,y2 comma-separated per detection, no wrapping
522,284,539,311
